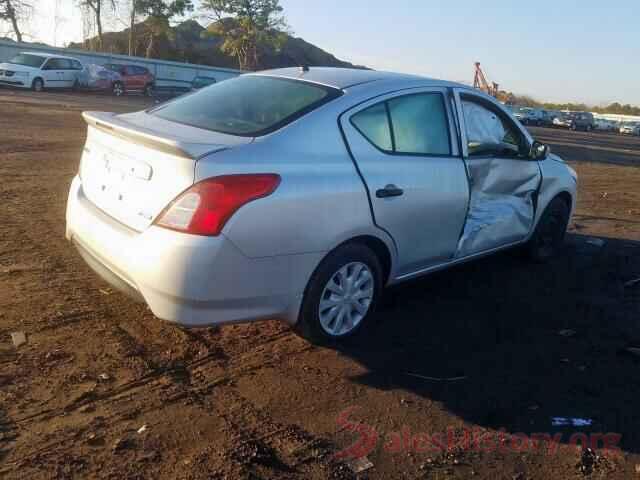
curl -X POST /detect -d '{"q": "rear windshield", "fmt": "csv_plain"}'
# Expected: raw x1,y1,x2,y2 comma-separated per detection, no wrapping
192,76,216,88
151,75,342,136
8,53,46,68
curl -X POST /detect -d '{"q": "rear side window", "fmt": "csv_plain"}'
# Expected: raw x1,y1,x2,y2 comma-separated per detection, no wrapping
350,93,451,156
8,53,46,68
351,103,392,151
151,75,341,136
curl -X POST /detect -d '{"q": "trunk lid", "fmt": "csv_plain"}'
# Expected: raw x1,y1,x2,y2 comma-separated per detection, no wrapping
80,110,252,231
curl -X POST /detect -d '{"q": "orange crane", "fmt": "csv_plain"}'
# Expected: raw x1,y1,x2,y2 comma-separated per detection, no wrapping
473,62,499,98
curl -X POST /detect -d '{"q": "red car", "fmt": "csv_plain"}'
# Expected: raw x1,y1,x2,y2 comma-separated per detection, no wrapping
103,63,155,96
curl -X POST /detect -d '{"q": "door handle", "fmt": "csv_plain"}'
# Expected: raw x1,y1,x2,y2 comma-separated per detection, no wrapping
376,184,404,198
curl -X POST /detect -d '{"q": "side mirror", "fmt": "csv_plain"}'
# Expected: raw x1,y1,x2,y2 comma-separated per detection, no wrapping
530,140,549,160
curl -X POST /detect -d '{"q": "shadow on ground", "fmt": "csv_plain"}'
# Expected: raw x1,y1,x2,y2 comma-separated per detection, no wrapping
0,407,17,465
337,234,640,452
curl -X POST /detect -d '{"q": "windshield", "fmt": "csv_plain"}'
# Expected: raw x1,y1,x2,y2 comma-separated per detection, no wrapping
8,53,46,68
152,75,342,136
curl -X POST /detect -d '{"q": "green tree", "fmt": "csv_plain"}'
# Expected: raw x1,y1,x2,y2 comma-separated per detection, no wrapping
136,0,193,58
201,0,287,71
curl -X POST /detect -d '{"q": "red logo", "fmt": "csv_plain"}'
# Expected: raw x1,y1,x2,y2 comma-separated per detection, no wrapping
334,406,379,460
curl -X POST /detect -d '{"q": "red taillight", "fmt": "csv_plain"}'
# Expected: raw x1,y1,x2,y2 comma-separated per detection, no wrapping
154,174,280,236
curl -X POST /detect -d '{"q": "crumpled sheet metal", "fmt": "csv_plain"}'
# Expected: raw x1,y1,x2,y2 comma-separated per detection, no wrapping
78,64,120,89
456,157,540,258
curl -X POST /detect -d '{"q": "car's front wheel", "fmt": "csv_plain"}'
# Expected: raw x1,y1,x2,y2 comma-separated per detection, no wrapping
525,197,570,262
32,78,44,92
296,243,383,344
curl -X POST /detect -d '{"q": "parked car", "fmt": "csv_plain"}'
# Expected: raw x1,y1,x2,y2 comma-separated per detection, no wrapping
594,118,617,132
66,67,577,343
103,63,155,96
191,76,217,90
514,107,542,125
538,109,555,127
0,52,83,91
553,112,573,128
620,123,640,135
77,64,122,93
570,111,595,131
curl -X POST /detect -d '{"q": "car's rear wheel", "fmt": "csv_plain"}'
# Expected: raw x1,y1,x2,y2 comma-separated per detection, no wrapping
112,81,124,96
295,243,383,344
525,197,570,262
32,78,44,92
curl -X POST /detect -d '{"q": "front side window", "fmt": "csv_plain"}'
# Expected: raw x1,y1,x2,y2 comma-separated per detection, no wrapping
44,58,63,70
350,93,451,156
58,59,73,70
461,96,525,157
152,75,341,136
8,53,46,68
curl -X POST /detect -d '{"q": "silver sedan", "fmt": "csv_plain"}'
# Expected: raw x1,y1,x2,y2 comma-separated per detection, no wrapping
66,67,577,343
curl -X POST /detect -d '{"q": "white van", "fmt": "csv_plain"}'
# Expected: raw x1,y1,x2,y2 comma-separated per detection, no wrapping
0,52,83,91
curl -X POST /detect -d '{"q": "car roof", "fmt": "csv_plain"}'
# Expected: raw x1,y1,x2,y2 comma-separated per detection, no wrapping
251,67,462,90
20,51,78,61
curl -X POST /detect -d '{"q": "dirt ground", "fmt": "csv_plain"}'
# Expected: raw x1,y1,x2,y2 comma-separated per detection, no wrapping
1,89,640,479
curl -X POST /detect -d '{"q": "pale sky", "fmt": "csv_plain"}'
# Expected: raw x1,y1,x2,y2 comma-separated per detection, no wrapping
6,0,640,106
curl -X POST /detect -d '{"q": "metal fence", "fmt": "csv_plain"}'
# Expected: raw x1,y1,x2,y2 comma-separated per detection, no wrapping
0,39,241,90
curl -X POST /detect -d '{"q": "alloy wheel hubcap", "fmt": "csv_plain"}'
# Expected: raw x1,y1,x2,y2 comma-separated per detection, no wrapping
319,262,374,336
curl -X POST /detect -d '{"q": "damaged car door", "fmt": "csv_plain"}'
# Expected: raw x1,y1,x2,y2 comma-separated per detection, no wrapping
453,90,542,258
340,88,469,275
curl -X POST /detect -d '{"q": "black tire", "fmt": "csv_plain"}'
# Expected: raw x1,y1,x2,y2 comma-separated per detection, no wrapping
112,81,124,96
295,243,383,344
525,197,570,262
32,77,44,92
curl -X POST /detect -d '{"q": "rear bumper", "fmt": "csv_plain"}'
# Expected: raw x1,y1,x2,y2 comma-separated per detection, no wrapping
65,176,321,327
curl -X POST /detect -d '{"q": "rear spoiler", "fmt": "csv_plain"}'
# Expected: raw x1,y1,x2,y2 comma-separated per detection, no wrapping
82,111,227,160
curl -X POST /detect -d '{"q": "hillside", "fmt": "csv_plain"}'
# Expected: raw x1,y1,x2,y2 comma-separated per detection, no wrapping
69,20,365,71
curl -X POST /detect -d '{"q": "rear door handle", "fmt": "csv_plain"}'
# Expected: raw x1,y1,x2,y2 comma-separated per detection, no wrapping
376,184,404,198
